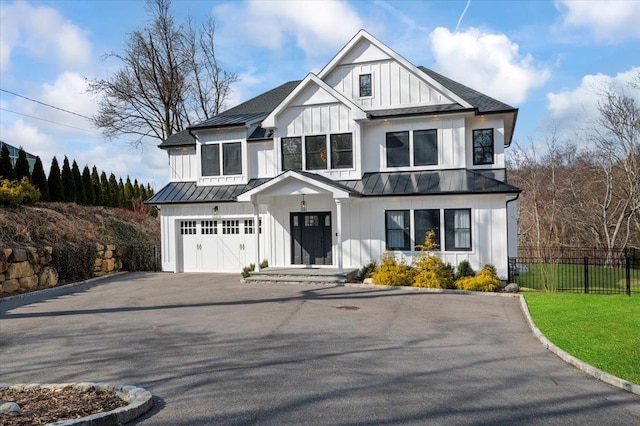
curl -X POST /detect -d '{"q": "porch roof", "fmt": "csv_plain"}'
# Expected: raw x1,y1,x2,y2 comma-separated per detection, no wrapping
147,169,520,204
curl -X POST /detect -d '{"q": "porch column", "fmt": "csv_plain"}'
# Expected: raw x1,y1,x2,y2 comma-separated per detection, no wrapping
253,201,261,272
335,198,343,274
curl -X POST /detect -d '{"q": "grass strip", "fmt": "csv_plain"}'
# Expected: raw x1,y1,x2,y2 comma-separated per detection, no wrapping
524,293,640,384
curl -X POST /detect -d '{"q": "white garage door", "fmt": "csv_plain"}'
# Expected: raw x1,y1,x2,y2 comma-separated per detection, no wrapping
178,218,263,272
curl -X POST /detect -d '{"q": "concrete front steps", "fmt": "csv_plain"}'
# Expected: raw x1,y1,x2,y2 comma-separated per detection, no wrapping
245,267,359,285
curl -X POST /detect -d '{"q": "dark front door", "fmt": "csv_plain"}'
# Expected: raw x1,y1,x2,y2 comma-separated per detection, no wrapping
290,212,332,265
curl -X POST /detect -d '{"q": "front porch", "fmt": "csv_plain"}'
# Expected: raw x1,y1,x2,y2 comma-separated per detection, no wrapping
244,267,359,285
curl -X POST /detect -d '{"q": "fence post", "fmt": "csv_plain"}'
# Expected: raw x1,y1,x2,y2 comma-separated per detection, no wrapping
584,256,589,294
626,249,631,297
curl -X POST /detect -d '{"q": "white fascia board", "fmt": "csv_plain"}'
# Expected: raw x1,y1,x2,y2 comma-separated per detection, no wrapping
237,170,351,202
262,73,366,129
317,29,473,110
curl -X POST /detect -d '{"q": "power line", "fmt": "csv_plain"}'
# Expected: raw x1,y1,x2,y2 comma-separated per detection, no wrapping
0,107,96,133
0,88,93,120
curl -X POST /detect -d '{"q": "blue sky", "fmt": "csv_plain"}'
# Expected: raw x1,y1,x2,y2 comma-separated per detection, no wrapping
1,0,639,189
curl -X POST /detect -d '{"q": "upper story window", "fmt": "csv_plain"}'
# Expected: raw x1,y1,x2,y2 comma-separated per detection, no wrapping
282,133,353,171
386,129,438,168
201,142,242,176
473,128,494,165
359,73,372,97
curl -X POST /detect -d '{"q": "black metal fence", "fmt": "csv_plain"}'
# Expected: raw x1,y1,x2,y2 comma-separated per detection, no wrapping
509,246,639,295
119,244,161,272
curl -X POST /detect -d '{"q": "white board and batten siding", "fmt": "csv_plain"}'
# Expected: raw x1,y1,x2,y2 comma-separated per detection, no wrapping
168,148,197,181
196,127,249,186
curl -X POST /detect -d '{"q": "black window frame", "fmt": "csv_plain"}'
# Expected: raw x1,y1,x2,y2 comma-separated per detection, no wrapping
444,209,472,251
305,135,328,170
386,131,410,167
201,143,220,177
385,210,410,251
330,133,353,169
359,73,372,97
473,128,494,165
222,142,242,175
413,129,438,166
414,209,440,250
282,137,302,171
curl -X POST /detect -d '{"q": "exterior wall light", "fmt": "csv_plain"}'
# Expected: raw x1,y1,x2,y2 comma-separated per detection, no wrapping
300,195,307,212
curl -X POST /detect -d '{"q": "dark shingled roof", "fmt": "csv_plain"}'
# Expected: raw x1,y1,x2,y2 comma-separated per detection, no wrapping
147,169,520,204
418,66,516,114
158,129,195,148
189,80,301,130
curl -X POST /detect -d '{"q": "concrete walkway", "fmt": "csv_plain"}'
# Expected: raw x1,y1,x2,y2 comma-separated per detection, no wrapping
1,273,638,425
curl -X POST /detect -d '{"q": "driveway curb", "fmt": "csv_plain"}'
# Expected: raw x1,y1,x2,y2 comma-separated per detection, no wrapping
517,295,640,396
0,382,153,425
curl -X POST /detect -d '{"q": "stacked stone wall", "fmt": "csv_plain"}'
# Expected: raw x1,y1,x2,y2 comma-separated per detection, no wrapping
0,244,124,296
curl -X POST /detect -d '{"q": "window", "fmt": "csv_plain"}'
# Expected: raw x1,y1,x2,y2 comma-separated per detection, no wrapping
414,209,440,250
201,220,217,235
386,131,410,167
222,220,239,235
244,219,262,234
180,220,196,235
282,137,302,170
386,130,438,168
223,143,242,175
385,210,410,250
281,133,353,171
305,135,327,170
473,129,494,165
330,133,353,169
445,209,471,251
414,129,438,166
201,144,220,176
359,73,372,97
201,142,242,176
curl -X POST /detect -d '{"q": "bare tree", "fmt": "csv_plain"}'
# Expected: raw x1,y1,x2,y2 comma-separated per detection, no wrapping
88,0,238,146
587,75,640,255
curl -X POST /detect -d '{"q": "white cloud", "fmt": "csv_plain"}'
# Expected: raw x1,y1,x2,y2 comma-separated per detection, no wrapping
547,67,640,120
0,1,92,72
0,119,61,174
556,0,640,42
428,27,550,105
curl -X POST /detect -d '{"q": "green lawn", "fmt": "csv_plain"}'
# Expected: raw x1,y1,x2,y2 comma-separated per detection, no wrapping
516,263,640,293
524,293,640,384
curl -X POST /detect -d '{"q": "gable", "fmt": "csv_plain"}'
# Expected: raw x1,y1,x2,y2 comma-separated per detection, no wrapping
318,30,471,112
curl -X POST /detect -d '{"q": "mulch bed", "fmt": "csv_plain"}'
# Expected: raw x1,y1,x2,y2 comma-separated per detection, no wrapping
0,386,127,425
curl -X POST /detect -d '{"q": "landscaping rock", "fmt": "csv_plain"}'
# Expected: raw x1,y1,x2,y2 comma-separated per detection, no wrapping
0,401,20,415
39,267,59,287
504,283,520,293
8,261,34,279
12,249,28,262
102,258,115,272
19,275,39,290
3,248,12,260
1,279,20,293
363,278,374,284
103,250,114,259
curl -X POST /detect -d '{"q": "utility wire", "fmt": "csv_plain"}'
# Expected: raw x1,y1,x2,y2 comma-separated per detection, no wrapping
0,107,96,133
0,88,93,120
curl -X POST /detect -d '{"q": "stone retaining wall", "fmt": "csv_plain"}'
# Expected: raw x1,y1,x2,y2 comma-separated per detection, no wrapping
0,243,124,295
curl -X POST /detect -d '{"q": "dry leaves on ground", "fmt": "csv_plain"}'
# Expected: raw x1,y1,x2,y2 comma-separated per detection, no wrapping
0,386,127,425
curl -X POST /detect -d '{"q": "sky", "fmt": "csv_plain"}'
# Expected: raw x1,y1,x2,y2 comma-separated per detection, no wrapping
1,0,639,190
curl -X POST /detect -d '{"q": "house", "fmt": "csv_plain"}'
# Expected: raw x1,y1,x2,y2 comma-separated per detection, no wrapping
0,141,37,174
147,30,521,279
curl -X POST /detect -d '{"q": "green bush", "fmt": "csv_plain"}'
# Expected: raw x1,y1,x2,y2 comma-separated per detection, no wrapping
121,244,159,271
51,244,94,284
456,264,500,292
456,260,475,279
357,260,377,281
371,253,415,286
242,260,268,278
0,178,41,206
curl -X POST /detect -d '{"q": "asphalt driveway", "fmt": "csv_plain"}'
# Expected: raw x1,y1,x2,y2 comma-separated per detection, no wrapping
1,273,638,425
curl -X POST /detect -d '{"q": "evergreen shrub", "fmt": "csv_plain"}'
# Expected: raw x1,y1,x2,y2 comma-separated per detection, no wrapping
371,253,415,286
456,264,500,292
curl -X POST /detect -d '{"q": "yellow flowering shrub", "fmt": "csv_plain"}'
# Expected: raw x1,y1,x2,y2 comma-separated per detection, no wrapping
0,178,40,206
371,252,415,286
413,231,455,289
456,264,500,292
